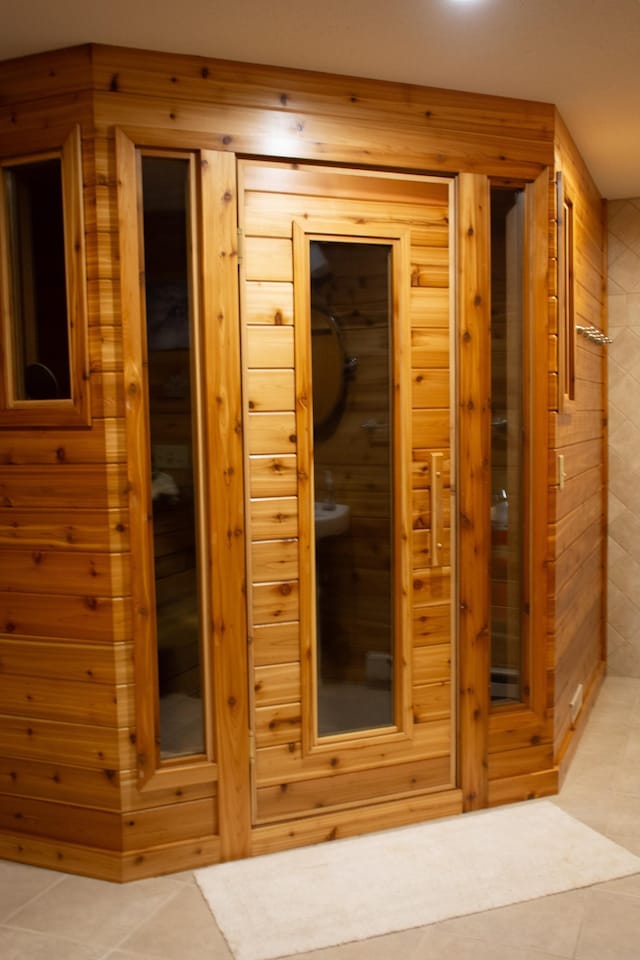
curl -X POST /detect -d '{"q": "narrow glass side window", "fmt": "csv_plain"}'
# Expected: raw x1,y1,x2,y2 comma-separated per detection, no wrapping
561,188,576,403
2,156,70,400
490,186,526,705
140,154,206,759
309,239,395,737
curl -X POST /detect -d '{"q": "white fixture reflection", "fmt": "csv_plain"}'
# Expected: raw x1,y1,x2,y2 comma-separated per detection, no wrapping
314,502,351,540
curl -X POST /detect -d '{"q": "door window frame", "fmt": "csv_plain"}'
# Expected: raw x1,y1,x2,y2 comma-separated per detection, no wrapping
0,125,90,427
116,132,250,831
457,170,551,811
292,220,414,757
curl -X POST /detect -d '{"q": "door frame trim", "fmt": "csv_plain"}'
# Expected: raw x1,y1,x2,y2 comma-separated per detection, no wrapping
456,172,492,811
292,219,414,756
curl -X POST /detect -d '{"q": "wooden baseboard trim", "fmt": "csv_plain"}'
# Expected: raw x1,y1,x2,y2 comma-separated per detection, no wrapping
0,830,222,883
555,659,606,785
251,788,463,857
487,767,558,807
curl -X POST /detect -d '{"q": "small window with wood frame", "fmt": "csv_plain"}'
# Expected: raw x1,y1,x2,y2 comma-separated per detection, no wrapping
0,126,90,426
557,172,576,406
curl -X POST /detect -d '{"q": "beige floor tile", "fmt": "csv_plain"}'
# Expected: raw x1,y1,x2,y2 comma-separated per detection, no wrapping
585,696,639,725
6,874,183,949
608,834,640,857
615,735,640,795
118,884,231,959
589,704,638,732
575,887,640,959
596,676,640,705
163,870,197,885
431,889,586,957
0,925,103,960
104,953,180,960
408,925,575,960
604,791,640,842
287,925,426,960
553,790,612,835
594,873,640,898
559,756,619,793
0,861,62,922
573,726,630,760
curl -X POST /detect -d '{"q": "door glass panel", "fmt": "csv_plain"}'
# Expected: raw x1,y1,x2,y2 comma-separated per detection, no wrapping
490,187,525,704
141,155,205,757
310,240,394,736
3,157,70,399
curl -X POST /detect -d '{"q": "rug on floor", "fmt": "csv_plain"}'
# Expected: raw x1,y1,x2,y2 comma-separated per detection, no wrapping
195,800,640,960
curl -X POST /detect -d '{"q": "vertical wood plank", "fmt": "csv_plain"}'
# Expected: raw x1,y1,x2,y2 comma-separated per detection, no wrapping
116,128,160,784
457,173,491,810
62,124,92,425
291,220,316,752
526,168,553,720
392,229,415,736
599,198,608,669
201,150,251,860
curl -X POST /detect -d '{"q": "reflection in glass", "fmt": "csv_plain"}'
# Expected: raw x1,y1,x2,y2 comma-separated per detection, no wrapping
3,158,70,399
490,187,525,704
141,156,205,757
310,240,394,736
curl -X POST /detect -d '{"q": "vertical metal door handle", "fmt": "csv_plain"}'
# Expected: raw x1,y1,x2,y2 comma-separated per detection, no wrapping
430,452,443,567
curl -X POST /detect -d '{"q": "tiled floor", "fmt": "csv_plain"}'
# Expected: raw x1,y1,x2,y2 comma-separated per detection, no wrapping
1,675,639,960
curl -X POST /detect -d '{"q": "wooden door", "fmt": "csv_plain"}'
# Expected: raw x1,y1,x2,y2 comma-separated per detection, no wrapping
239,161,460,843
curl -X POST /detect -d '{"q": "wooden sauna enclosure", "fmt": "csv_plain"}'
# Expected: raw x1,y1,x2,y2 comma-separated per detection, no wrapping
0,44,607,881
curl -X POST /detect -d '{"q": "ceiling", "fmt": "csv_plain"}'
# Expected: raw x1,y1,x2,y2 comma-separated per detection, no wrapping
2,0,640,199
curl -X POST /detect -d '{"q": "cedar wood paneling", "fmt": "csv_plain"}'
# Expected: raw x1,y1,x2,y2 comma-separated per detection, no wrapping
0,43,605,879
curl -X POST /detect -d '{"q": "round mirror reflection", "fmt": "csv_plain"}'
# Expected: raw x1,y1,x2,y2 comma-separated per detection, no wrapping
311,308,347,440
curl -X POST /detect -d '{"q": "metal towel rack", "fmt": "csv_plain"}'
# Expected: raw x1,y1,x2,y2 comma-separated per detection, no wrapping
576,323,612,345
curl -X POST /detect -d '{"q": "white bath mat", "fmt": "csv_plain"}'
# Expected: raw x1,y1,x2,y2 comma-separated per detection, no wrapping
195,800,640,960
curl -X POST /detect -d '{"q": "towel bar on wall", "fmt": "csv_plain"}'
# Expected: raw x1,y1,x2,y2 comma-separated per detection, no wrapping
576,323,612,345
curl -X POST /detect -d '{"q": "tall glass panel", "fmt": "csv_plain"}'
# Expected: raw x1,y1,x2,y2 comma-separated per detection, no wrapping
141,156,205,757
310,240,394,736
490,187,525,704
3,158,70,399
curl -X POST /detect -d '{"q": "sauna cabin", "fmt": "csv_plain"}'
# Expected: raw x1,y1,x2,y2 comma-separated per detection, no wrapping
0,44,607,881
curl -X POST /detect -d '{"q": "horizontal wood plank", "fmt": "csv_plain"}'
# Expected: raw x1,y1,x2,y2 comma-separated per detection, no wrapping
0,639,133,684
0,594,131,643
256,755,452,821
0,714,134,770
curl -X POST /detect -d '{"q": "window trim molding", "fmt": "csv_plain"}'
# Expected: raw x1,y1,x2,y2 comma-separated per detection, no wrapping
557,171,576,408
292,220,414,759
0,125,91,427
117,129,217,790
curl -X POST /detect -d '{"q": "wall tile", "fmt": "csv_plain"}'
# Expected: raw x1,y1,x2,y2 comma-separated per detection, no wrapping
608,506,640,565
625,293,640,327
608,202,640,679
608,202,640,252
608,293,628,327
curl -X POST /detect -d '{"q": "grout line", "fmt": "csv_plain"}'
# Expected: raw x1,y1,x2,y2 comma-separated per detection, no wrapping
0,918,107,955
193,880,236,960
98,946,152,960
103,879,187,955
2,873,187,956
1,870,67,925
